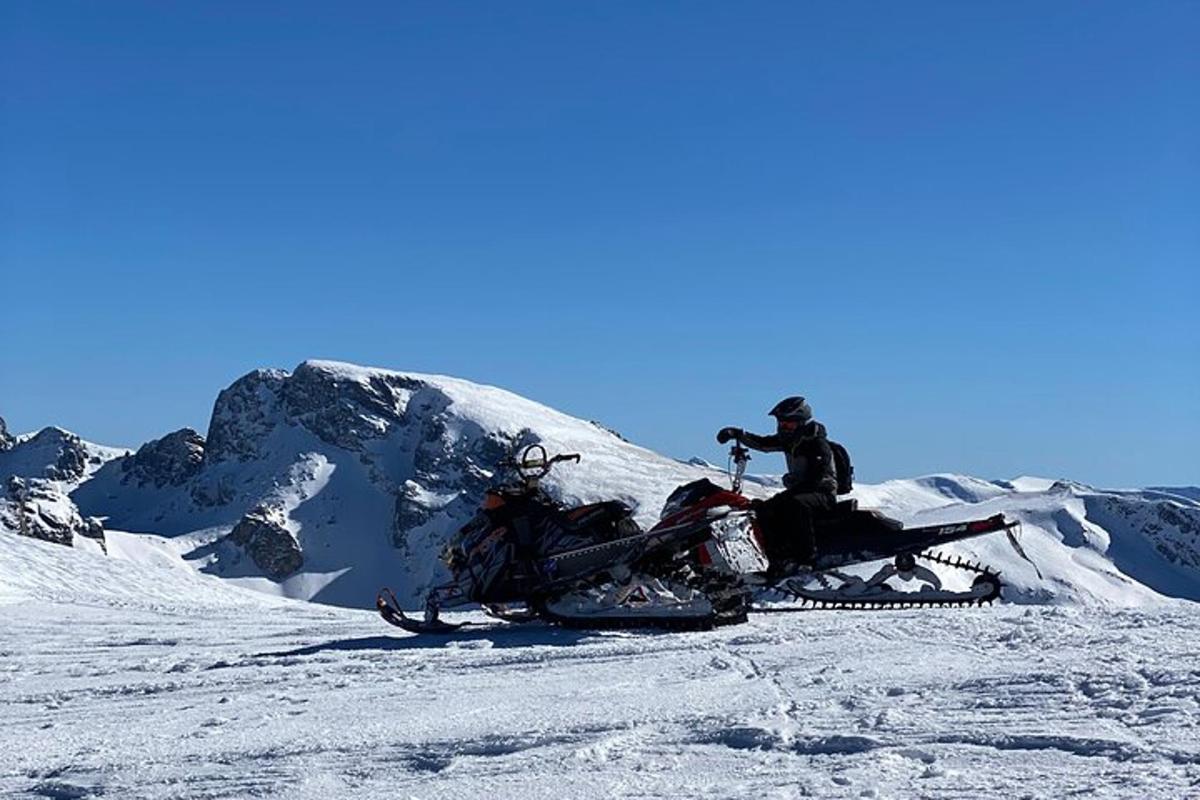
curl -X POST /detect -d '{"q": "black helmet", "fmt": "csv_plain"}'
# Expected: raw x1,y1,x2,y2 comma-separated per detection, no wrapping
768,396,813,422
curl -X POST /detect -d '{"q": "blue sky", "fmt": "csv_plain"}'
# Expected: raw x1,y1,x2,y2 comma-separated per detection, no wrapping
2,2,1196,486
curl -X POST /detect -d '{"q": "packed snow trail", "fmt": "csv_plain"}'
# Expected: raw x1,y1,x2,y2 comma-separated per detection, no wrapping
3,532,1200,799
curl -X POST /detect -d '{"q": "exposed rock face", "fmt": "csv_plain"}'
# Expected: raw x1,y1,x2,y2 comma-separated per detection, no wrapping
203,370,288,465
1,476,104,547
226,506,303,579
281,361,424,452
122,428,205,488
29,428,91,483
189,474,237,508
590,420,628,442
0,426,120,489
197,362,531,552
1085,494,1200,574
0,417,13,452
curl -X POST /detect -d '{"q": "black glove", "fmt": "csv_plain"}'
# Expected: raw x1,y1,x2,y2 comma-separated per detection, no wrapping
716,427,743,444
748,498,764,510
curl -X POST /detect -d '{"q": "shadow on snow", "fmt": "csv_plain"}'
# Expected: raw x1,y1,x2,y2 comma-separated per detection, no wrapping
257,625,606,655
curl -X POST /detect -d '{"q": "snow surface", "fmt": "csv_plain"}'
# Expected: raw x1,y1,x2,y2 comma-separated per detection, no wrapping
3,530,1200,799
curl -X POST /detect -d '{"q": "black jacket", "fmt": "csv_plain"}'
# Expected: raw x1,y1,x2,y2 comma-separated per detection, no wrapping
739,421,838,496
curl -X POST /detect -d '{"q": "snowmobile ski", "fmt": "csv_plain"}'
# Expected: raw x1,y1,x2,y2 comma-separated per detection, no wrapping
376,588,469,634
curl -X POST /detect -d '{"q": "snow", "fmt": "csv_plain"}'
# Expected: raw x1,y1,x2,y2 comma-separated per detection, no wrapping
2,529,1199,798
4,360,1199,795
0,428,125,483
1003,476,1064,493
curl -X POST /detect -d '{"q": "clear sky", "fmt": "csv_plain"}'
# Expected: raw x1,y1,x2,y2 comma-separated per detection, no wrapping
2,2,1197,487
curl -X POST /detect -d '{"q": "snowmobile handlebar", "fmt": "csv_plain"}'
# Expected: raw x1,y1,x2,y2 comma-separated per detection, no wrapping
515,444,581,481
728,440,750,494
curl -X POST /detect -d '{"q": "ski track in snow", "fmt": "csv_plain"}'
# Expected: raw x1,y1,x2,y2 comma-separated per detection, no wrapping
3,535,1200,799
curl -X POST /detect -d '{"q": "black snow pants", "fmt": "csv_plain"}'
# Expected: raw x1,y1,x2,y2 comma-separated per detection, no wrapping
755,490,835,567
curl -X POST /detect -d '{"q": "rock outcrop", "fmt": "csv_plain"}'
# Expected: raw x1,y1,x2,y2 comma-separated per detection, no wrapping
0,417,13,452
1,476,104,547
281,361,423,452
0,426,108,484
122,428,205,488
203,370,288,465
36,428,90,482
225,506,303,580
1084,493,1200,575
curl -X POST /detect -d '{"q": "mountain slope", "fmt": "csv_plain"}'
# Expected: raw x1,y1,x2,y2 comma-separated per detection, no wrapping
3,360,1197,610
851,477,1200,605
67,360,733,606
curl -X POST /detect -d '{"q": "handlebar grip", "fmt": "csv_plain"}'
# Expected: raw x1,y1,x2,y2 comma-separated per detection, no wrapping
554,453,582,463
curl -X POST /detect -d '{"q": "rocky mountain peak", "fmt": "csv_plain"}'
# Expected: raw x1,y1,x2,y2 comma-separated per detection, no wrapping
122,428,206,488
203,369,288,465
1,427,92,483
201,361,442,464
282,359,425,452
0,417,13,452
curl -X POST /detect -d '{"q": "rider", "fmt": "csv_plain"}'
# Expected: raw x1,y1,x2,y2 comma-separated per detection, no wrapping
717,396,838,567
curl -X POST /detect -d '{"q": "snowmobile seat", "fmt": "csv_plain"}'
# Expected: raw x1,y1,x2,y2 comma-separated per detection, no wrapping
559,500,639,537
814,507,904,547
866,509,904,531
824,500,903,533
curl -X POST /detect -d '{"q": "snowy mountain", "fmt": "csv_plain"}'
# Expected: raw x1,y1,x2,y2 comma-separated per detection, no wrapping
0,425,124,550
852,476,1200,605
8,362,735,606
2,360,1198,610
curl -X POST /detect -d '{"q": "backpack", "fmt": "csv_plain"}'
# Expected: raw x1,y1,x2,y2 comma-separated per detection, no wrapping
828,440,854,495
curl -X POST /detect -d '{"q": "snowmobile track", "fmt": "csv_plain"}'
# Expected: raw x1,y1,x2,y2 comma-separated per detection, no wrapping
766,550,1003,611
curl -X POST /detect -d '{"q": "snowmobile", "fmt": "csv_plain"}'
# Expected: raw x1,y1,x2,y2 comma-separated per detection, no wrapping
376,445,768,634
376,441,1034,634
